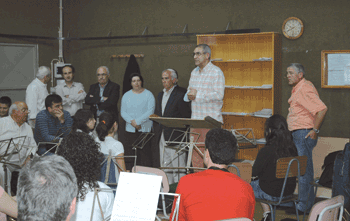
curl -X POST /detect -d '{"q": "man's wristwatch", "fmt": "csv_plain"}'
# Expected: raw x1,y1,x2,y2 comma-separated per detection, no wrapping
312,128,320,134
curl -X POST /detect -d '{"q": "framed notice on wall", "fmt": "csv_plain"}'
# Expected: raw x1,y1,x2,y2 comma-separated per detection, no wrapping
321,50,350,88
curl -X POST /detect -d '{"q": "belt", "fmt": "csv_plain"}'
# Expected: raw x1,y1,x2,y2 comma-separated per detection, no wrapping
291,128,312,133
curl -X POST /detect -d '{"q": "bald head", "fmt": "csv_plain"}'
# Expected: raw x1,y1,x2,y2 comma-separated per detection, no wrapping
10,102,29,126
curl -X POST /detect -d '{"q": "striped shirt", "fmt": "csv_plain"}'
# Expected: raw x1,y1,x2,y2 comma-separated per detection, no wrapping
185,62,225,123
34,109,73,143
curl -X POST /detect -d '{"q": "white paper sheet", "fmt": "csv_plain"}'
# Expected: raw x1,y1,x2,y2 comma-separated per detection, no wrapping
111,172,162,221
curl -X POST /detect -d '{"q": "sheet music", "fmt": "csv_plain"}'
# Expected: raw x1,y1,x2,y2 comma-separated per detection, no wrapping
111,172,162,221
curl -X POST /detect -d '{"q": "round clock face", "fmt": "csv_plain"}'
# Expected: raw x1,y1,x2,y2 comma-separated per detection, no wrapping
282,17,304,39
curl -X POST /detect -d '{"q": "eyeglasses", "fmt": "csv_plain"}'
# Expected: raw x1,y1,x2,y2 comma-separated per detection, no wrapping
193,52,205,57
20,109,30,113
97,73,108,77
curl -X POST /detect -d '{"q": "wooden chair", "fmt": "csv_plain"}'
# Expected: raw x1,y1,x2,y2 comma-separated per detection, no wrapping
228,161,253,183
255,156,308,221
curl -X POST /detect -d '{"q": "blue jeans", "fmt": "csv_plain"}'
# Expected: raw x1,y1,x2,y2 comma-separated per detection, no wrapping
292,129,318,212
251,180,293,207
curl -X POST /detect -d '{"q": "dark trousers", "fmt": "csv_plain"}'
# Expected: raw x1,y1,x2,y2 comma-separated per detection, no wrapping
123,131,152,171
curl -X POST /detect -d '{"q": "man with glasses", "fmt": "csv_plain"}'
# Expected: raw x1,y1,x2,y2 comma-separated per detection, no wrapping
0,101,37,191
285,63,327,215
85,66,120,122
184,44,225,123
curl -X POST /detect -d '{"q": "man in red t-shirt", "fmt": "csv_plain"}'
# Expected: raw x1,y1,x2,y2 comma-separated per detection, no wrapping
170,128,255,221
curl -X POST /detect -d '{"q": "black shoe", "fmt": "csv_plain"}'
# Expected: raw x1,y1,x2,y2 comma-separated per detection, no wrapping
285,207,310,215
261,212,271,221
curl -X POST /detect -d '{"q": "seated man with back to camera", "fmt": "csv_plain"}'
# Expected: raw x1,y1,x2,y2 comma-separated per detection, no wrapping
0,101,37,192
170,128,255,221
34,94,73,155
17,155,78,221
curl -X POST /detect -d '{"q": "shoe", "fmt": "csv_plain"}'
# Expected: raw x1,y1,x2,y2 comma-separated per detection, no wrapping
285,207,310,215
260,212,271,221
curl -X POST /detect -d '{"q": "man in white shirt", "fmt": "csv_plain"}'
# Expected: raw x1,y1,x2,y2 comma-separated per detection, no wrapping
26,66,51,128
55,65,86,116
0,101,37,191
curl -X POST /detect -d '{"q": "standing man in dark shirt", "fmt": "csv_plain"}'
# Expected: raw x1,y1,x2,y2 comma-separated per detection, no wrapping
85,66,120,122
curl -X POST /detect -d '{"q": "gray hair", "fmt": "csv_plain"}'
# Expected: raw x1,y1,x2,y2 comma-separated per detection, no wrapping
287,63,305,77
17,155,78,221
36,66,51,79
8,103,18,115
162,69,178,80
196,44,211,59
96,66,110,75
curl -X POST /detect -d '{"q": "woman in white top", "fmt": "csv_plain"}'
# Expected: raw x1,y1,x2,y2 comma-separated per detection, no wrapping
96,112,126,184
58,132,114,221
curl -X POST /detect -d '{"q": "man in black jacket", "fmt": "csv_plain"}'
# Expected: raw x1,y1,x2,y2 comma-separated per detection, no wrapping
85,66,120,121
152,69,191,184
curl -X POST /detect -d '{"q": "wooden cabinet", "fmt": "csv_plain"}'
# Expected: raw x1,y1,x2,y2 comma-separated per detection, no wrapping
197,32,282,160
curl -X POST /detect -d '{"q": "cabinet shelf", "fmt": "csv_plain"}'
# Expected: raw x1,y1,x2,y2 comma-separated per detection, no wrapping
198,32,282,160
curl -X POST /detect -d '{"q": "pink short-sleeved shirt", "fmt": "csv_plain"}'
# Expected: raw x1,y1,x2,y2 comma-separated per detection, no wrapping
287,78,327,131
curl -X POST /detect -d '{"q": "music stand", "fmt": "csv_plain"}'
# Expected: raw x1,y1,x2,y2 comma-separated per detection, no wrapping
0,136,36,193
150,115,222,173
37,126,71,156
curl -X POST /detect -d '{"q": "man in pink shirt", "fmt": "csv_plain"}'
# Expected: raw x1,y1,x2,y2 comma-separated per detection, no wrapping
286,63,327,214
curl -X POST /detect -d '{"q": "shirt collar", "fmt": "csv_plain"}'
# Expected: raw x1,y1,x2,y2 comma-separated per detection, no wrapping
99,80,109,89
163,85,177,94
197,61,212,74
292,78,306,93
63,81,76,87
35,78,47,86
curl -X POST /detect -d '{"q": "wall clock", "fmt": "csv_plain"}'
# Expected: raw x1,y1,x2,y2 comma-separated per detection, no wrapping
282,17,304,39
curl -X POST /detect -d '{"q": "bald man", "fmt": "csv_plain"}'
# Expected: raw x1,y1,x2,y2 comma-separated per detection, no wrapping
85,66,120,121
0,101,37,192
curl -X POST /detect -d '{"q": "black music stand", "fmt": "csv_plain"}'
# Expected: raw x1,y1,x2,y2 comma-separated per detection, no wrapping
150,115,222,173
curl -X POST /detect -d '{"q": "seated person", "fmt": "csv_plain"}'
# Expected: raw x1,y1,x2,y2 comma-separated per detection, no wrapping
34,94,73,155
95,112,126,186
0,96,11,118
0,102,37,192
251,114,298,221
58,131,115,221
170,128,255,221
17,155,78,221
72,109,96,136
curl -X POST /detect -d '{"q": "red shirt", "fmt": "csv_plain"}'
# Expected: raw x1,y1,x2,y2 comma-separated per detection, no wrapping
287,78,327,131
170,169,255,221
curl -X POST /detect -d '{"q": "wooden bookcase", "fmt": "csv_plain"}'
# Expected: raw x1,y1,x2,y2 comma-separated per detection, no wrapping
197,32,282,160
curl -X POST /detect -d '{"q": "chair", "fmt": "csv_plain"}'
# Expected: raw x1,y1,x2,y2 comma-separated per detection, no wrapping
308,195,344,221
100,152,136,187
132,166,171,220
228,161,253,183
255,156,308,221
283,195,344,221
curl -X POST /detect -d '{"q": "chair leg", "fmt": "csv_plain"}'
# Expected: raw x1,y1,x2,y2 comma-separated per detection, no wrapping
269,204,275,221
294,201,300,221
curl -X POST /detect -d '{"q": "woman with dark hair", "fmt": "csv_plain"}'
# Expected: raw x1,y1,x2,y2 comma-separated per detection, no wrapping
251,114,298,221
95,111,126,183
72,109,96,135
120,73,155,170
57,132,114,221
